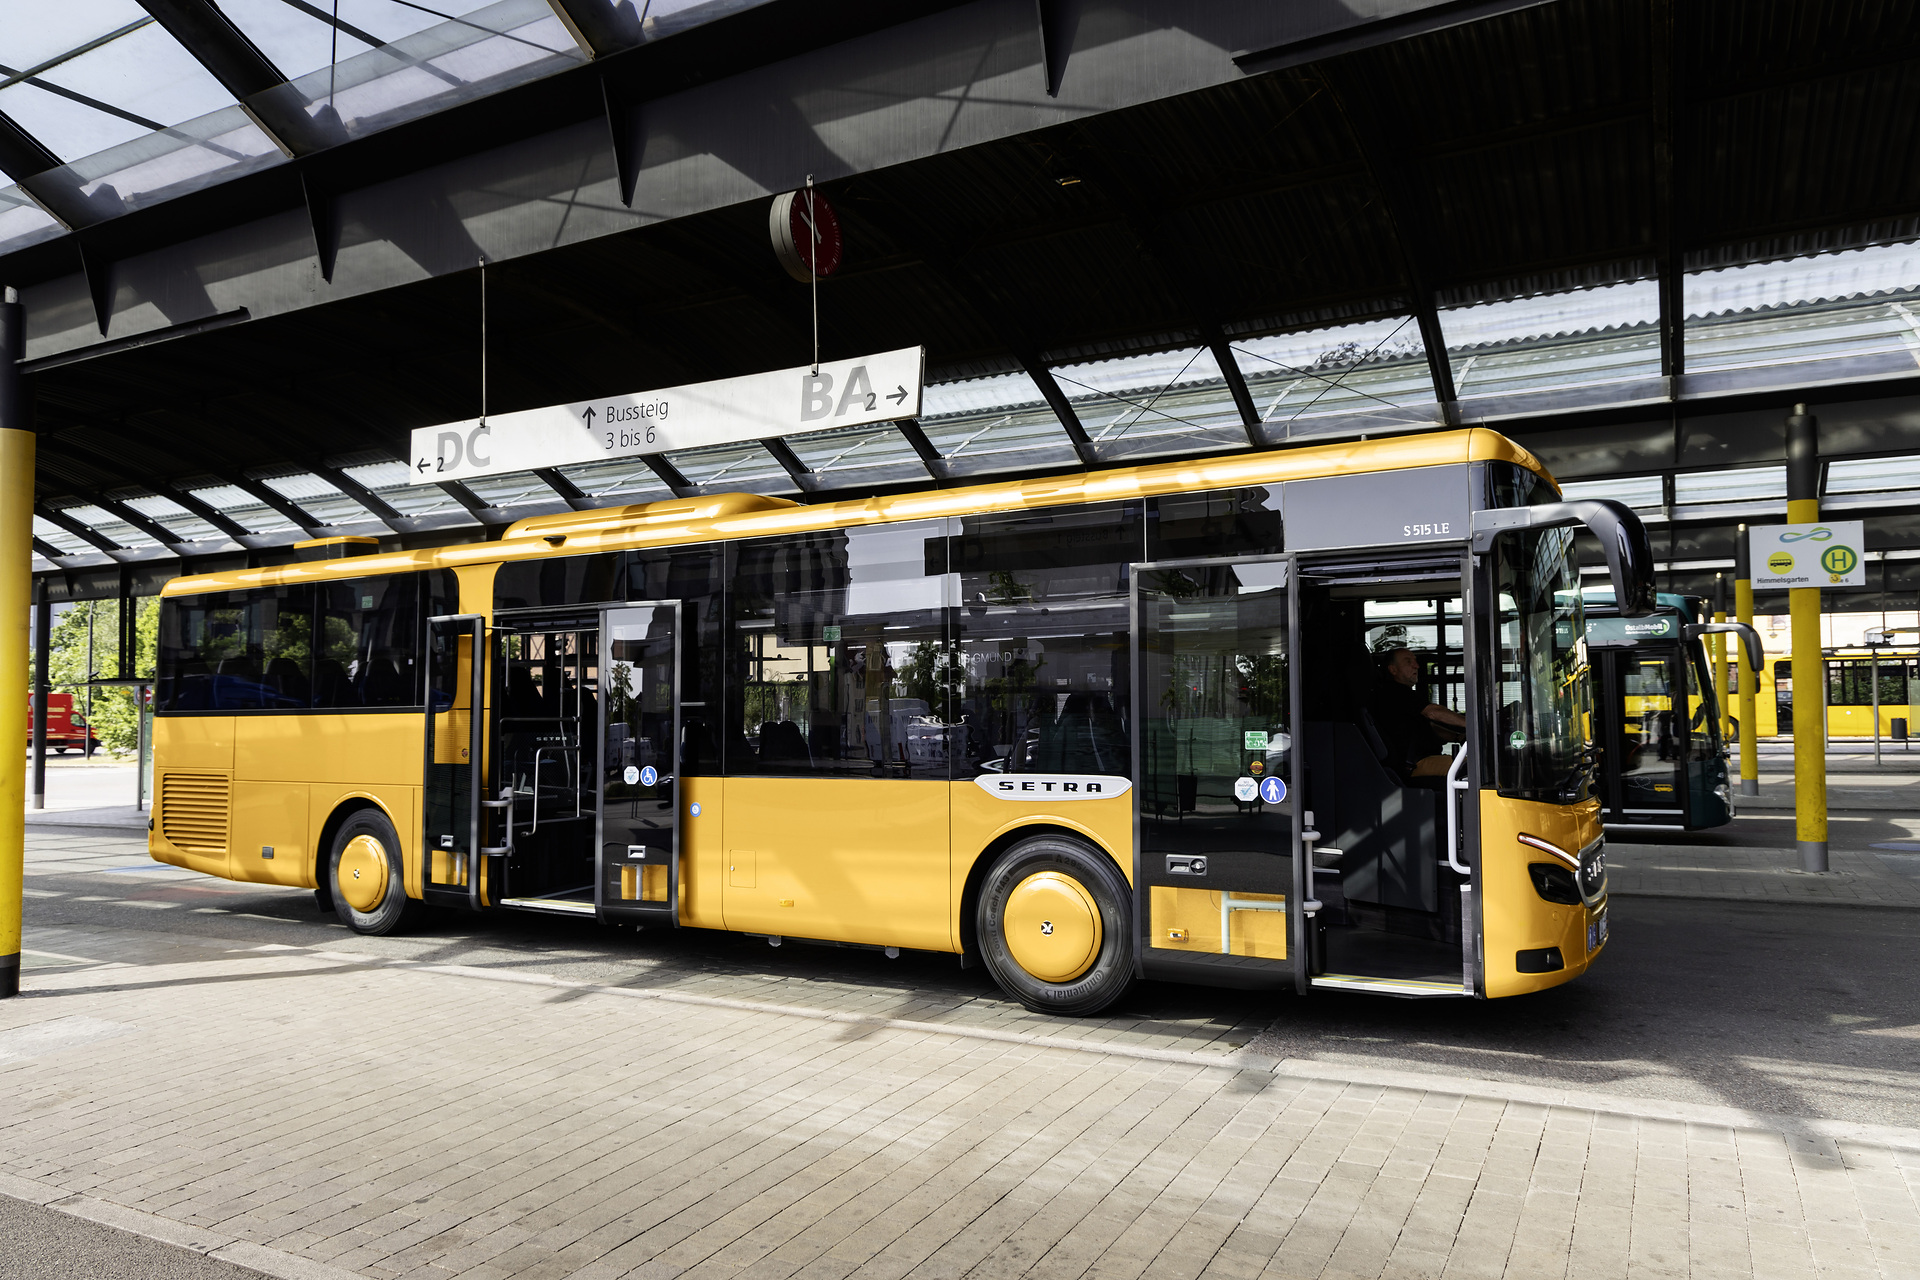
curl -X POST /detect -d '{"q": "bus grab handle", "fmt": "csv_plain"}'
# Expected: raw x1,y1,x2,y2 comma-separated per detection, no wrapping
1444,746,1471,876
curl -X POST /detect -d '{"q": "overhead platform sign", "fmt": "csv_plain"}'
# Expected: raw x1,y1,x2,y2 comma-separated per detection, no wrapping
409,346,924,484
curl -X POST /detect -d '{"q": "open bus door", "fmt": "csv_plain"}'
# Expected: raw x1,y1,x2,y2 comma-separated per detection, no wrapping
598,603,680,925
423,614,487,908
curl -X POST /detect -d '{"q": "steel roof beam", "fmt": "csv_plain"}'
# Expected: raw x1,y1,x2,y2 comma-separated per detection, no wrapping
41,437,265,542
136,0,340,156
32,536,68,561
531,467,602,511
435,480,512,526
761,437,819,493
309,463,406,530
853,197,1099,467
546,0,644,58
0,109,94,230
640,454,697,498
37,505,124,555
1047,132,1262,446
1651,0,1683,382
89,420,346,536
1320,64,1460,415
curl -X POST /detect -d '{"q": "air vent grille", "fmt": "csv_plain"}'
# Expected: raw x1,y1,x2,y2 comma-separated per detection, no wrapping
160,773,230,853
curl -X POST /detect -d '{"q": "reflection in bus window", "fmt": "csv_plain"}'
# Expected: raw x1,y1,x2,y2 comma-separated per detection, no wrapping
729,522,954,776
156,586,313,711
952,503,1138,777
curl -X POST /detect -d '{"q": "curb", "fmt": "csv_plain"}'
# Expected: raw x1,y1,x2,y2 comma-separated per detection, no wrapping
1608,888,1920,911
0,1172,363,1280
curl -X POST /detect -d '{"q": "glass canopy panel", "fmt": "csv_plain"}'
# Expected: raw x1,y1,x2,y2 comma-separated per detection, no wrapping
181,483,297,534
1672,466,1786,505
915,371,1079,477
1050,346,1247,463
1559,476,1665,509
553,456,674,504
1685,242,1920,376
339,460,473,519
121,493,226,543
664,441,800,494
252,0,584,144
1439,281,1662,400
462,471,563,508
784,423,931,488
33,516,94,556
0,190,60,257
61,504,146,550
1228,316,1438,436
1826,456,1920,494
257,470,378,526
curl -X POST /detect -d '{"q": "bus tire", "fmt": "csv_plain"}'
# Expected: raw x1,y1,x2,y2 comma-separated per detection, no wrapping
977,834,1133,1017
1728,718,1740,744
327,807,413,936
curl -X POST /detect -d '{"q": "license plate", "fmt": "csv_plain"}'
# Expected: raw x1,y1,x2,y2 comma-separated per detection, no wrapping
1587,910,1609,952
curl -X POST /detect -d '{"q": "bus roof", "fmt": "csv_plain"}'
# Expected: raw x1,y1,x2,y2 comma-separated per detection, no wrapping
161,427,1550,597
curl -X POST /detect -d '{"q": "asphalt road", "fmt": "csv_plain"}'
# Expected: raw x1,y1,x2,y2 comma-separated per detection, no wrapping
0,1196,267,1280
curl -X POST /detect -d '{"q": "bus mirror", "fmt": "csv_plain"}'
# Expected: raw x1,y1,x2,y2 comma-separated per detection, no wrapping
1470,498,1655,617
1686,621,1764,673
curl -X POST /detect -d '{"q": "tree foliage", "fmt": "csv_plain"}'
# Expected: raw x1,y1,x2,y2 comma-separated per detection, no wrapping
38,599,160,756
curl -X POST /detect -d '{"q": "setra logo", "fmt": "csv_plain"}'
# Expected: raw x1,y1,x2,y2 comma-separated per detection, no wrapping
1766,551,1795,574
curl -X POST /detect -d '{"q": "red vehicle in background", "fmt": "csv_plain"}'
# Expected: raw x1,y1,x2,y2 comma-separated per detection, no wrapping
28,693,97,755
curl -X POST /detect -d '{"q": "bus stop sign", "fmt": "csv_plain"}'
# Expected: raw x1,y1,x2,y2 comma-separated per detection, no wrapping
1749,521,1866,589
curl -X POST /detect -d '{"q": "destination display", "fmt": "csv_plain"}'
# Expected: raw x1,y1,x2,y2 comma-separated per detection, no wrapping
409,346,925,484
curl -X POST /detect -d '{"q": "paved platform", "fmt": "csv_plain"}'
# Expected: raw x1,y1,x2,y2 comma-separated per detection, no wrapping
5,823,1920,1279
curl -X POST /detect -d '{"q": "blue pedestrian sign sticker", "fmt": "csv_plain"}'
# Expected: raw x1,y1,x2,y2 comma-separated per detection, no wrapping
1259,776,1286,805
639,765,658,787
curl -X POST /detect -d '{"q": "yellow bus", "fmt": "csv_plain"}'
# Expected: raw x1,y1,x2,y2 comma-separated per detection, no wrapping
149,427,1650,1011
1739,650,1920,740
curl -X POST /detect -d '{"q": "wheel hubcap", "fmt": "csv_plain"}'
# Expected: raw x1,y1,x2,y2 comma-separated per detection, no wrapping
337,834,389,912
1003,871,1102,983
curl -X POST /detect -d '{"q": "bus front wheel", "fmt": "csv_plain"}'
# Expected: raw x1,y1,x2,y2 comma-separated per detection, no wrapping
328,808,414,936
977,834,1133,1017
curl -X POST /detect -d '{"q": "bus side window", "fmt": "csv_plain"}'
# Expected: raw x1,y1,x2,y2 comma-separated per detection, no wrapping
728,522,951,778
316,574,425,708
156,586,312,711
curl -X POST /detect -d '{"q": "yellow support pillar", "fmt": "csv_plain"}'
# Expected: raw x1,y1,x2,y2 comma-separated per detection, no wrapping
0,286,29,997
1713,572,1730,741
1735,523,1759,796
1786,404,1827,873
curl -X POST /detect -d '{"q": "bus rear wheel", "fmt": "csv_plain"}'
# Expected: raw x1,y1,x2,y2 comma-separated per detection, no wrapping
328,808,414,936
977,835,1133,1017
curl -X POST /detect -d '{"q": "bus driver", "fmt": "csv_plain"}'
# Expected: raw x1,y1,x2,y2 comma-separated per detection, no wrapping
1373,647,1466,779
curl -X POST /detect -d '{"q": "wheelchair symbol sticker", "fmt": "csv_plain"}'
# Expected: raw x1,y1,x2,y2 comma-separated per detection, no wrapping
1259,776,1286,805
639,765,658,787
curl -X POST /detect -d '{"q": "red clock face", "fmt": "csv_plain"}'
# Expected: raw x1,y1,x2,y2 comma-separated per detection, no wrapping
788,189,842,278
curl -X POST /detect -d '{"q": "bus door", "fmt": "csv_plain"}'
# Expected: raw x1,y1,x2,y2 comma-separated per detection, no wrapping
1134,556,1296,989
424,614,486,908
1596,643,1686,824
1293,554,1475,996
492,613,602,913
599,603,680,925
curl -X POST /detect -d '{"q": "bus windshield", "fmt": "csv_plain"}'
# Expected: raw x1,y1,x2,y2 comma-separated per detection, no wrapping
1492,524,1591,803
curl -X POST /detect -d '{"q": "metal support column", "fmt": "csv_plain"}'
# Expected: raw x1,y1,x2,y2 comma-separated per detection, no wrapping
1786,404,1827,872
31,579,47,810
1735,523,1759,796
1713,572,1730,742
0,286,31,998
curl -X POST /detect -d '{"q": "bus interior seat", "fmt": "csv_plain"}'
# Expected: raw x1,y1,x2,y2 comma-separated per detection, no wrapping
264,657,309,706
311,658,352,707
1024,693,1128,774
1304,721,1439,914
361,657,412,705
760,720,811,763
505,667,545,718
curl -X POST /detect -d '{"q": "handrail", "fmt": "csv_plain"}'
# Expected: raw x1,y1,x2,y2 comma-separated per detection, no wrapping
527,744,581,834
1444,745,1471,875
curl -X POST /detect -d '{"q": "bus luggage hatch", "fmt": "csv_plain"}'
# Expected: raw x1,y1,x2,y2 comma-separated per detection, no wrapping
599,603,680,925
